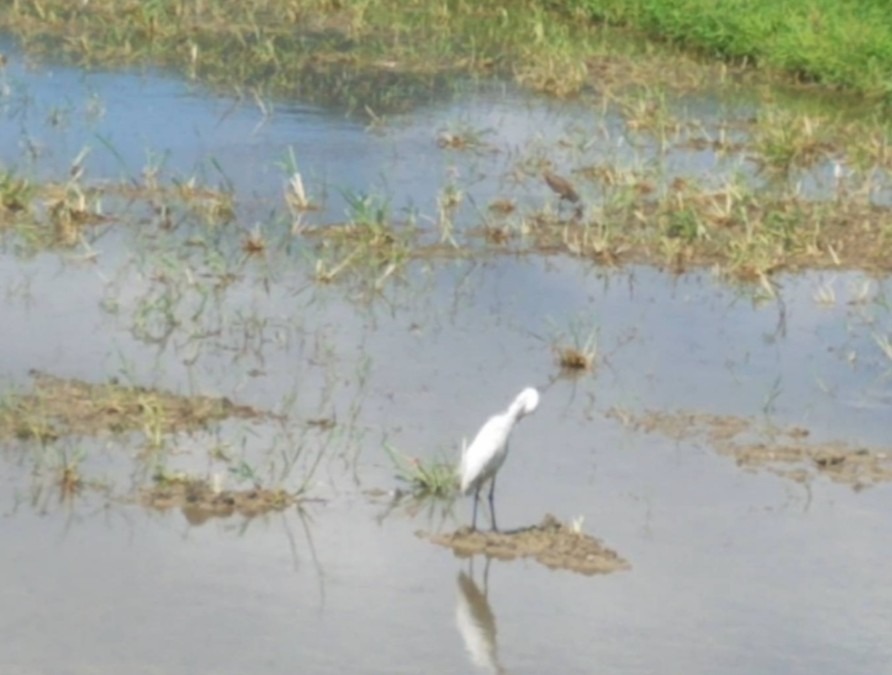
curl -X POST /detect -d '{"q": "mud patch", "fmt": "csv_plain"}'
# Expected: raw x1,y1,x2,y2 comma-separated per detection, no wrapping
0,370,265,442
141,476,296,525
419,514,630,576
608,408,892,489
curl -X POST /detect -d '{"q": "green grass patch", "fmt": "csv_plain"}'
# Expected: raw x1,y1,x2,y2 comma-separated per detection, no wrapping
577,0,892,101
384,443,457,498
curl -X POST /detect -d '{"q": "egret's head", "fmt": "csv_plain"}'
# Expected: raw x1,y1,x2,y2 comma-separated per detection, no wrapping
516,387,540,417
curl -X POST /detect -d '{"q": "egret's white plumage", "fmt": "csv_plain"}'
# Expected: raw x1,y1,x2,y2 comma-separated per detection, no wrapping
459,387,540,530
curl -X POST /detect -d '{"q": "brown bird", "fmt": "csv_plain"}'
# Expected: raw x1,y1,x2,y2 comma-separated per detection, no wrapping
543,168,583,219
543,168,580,204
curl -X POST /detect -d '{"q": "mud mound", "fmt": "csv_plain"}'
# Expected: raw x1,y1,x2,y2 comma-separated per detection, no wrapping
419,514,630,576
141,478,295,524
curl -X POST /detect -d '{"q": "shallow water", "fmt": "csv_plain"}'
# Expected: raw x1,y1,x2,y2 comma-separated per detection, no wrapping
1,37,892,675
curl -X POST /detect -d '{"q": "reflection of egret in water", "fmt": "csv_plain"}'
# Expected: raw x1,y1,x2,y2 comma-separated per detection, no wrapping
455,558,507,674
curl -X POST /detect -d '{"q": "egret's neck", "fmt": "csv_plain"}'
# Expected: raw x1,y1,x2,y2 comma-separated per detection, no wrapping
506,399,527,421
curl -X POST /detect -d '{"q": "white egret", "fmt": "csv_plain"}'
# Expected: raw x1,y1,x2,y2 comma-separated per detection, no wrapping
459,387,540,531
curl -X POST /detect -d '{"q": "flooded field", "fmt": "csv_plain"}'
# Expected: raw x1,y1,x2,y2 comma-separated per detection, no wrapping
1,33,892,674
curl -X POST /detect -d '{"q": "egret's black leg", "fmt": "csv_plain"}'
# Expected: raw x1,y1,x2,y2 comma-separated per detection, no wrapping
471,486,481,530
488,475,498,532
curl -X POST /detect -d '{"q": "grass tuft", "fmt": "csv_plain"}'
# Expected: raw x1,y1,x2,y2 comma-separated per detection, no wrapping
553,317,600,373
384,443,457,498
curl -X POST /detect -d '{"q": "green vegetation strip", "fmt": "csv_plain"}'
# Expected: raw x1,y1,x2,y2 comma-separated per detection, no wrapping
579,0,892,101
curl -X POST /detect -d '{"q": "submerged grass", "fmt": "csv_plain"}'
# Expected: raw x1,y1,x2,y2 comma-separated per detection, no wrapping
0,371,264,444
302,191,439,287
514,164,892,279
610,407,892,489
0,162,236,254
0,0,592,109
2,122,889,282
142,471,297,521
0,0,761,113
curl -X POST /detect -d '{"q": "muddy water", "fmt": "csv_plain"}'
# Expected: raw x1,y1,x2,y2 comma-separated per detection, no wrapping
2,38,892,674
